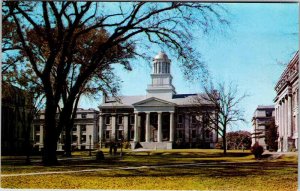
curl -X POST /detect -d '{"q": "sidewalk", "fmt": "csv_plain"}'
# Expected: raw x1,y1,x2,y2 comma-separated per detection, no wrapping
1,160,256,177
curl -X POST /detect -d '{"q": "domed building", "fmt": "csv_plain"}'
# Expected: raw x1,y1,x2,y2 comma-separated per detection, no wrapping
99,52,218,149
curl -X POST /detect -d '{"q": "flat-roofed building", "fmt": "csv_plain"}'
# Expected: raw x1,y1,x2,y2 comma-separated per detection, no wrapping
252,105,275,150
33,108,99,151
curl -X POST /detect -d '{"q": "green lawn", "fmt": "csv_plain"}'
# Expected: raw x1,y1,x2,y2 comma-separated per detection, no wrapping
1,149,297,190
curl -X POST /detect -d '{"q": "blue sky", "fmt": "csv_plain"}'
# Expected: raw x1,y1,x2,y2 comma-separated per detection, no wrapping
79,3,299,132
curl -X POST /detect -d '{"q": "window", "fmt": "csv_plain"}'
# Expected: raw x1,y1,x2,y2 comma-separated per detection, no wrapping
34,125,40,132
105,116,111,125
191,130,196,138
130,115,134,125
72,125,77,131
81,114,87,118
35,135,40,142
266,111,272,117
178,114,183,124
177,130,184,139
35,114,40,119
80,125,86,132
192,115,197,124
72,135,77,142
117,130,123,140
118,115,123,125
130,129,134,140
81,135,86,143
105,131,110,139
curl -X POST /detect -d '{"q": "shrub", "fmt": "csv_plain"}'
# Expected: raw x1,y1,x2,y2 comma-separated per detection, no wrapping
251,142,264,159
122,141,131,149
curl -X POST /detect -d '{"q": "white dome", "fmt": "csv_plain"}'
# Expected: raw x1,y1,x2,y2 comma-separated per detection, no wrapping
154,51,169,60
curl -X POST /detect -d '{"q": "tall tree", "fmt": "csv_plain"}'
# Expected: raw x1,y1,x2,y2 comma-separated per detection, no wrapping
193,81,248,154
3,2,228,165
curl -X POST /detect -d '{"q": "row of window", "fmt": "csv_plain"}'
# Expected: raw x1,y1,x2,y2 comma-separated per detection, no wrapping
34,134,92,144
177,130,211,139
35,129,212,143
73,125,86,132
102,129,212,141
35,125,88,132
35,113,90,119
103,114,209,126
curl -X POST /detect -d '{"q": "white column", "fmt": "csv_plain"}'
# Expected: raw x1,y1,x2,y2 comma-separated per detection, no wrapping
288,95,292,137
40,125,44,149
169,112,174,142
284,98,288,151
145,112,150,142
157,112,162,142
279,102,282,137
134,113,139,142
123,115,129,141
285,98,288,137
77,124,81,149
283,100,286,136
99,114,103,148
111,114,116,141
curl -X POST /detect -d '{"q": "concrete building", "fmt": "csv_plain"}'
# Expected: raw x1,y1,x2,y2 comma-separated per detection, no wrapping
99,52,218,149
33,108,99,151
252,105,275,150
274,51,299,152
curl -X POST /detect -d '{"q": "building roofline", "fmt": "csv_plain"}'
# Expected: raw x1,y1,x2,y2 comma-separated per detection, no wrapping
275,51,299,91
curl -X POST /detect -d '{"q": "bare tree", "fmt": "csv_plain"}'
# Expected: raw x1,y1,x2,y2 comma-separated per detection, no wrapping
3,2,228,165
193,81,248,154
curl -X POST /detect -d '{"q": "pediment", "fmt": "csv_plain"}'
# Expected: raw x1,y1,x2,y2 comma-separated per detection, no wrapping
132,97,176,107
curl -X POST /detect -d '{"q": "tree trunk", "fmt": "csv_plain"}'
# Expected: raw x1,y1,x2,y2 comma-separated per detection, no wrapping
62,95,80,157
59,104,74,157
64,122,72,157
222,135,227,155
42,101,59,166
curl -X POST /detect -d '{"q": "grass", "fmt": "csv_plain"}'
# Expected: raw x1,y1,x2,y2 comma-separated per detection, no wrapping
1,149,297,190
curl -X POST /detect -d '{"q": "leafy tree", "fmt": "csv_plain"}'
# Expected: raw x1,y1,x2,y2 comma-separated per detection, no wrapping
264,119,278,151
226,131,251,150
193,81,248,154
3,2,228,165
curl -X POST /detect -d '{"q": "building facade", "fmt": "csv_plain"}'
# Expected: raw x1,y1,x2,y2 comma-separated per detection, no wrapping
33,108,99,151
274,51,299,152
1,83,34,155
252,105,275,150
99,52,218,150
